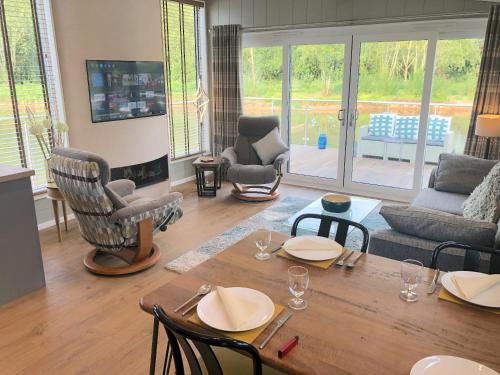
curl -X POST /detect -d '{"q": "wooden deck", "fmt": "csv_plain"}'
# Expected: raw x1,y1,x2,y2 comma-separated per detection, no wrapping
289,145,434,189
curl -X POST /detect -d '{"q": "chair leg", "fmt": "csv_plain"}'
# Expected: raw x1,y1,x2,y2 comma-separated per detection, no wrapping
231,177,281,202
150,317,159,375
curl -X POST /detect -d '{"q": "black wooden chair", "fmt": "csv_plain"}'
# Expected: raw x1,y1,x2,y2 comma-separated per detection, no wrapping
291,213,370,252
431,241,500,274
151,305,263,375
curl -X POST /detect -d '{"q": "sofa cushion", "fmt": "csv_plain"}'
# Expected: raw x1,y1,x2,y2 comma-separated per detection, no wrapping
434,153,497,194
251,128,289,165
226,164,276,184
379,205,498,247
463,162,500,223
427,115,451,143
367,113,395,137
412,188,468,216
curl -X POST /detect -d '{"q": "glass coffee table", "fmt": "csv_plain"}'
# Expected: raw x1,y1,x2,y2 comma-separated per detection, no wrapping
286,195,381,235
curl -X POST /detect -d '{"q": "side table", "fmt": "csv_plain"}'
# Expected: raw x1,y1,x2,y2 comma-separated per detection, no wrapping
193,156,222,197
46,182,68,242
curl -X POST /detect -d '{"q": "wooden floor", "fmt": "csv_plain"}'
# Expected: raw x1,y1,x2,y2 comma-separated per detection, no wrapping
0,181,327,375
289,145,434,188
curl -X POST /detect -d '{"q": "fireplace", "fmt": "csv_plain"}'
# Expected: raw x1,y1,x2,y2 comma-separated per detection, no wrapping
110,154,169,188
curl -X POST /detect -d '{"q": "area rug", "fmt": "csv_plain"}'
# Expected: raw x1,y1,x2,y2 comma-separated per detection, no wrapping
165,196,389,273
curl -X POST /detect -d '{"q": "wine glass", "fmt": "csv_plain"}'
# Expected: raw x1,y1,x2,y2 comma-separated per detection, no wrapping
400,259,423,302
255,229,271,261
288,266,309,310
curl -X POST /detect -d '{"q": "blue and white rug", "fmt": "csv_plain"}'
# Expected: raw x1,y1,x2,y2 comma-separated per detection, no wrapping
165,196,389,273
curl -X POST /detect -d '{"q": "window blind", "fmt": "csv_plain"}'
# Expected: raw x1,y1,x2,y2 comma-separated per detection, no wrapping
0,0,60,191
161,0,204,160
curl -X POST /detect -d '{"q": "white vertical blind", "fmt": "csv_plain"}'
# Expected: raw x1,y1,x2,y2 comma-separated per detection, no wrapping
0,0,61,191
161,0,204,159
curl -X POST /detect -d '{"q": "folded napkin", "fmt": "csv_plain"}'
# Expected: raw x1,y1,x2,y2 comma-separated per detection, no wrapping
452,274,500,300
216,286,261,330
282,235,341,252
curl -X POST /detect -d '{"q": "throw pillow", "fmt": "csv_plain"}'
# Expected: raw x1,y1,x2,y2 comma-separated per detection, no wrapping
251,128,289,165
463,162,500,223
380,204,498,247
434,153,498,194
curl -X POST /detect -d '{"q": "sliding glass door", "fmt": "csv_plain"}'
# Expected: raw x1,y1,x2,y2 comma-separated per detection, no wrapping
241,21,485,200
288,43,350,182
345,37,429,191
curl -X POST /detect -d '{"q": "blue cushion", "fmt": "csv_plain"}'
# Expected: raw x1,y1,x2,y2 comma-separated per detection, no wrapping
367,114,395,137
394,116,419,140
427,116,451,143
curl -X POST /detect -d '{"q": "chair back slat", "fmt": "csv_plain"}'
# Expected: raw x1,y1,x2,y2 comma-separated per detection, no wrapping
192,341,224,375
291,213,370,252
152,305,262,375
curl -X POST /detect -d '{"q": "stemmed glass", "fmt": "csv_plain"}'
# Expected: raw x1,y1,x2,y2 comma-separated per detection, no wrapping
255,229,271,261
400,259,423,302
288,266,309,310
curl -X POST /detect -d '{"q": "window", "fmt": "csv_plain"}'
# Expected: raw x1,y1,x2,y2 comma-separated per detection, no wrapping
0,0,62,191
161,0,206,160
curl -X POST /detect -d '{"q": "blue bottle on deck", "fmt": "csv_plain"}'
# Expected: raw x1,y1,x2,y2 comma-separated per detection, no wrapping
318,133,327,150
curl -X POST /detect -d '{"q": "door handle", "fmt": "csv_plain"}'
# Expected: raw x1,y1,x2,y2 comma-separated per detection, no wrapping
338,109,345,126
349,109,359,127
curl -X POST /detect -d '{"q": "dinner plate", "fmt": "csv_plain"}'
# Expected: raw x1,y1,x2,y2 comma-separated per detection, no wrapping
411,355,499,375
441,271,500,309
283,235,343,261
197,287,275,332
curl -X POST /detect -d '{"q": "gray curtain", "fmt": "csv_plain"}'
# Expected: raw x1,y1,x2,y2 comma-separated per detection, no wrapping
464,5,500,160
212,24,242,155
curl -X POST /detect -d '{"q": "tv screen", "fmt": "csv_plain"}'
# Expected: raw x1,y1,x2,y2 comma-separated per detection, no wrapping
86,60,166,123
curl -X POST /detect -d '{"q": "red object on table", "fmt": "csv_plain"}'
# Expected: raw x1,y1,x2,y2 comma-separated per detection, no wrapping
278,336,299,358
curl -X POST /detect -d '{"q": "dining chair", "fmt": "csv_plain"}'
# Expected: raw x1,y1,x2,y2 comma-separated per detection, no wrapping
151,305,263,375
431,241,500,274
291,213,370,252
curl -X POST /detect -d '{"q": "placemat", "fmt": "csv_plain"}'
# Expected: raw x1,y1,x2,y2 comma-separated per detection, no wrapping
438,288,500,315
188,304,284,343
276,248,347,269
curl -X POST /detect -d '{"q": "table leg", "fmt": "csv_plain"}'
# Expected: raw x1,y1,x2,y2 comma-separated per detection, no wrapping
51,200,62,242
195,167,202,197
149,317,159,375
62,201,68,232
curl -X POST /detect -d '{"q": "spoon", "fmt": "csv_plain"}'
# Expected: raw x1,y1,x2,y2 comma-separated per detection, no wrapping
174,284,212,313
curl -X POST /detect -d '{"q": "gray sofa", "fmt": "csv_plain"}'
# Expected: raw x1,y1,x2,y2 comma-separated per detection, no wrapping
369,153,499,271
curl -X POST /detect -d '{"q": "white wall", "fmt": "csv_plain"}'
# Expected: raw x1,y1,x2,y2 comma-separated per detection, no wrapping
50,0,169,168
207,0,491,27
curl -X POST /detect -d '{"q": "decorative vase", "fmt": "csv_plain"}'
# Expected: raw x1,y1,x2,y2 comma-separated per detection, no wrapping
321,193,351,213
44,158,55,185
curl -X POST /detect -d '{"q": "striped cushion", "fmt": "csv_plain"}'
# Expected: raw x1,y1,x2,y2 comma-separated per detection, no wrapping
394,116,419,140
367,114,395,137
427,116,451,143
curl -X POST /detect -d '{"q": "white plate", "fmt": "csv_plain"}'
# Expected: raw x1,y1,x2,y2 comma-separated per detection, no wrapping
197,287,274,332
283,235,343,261
411,355,499,375
441,271,500,309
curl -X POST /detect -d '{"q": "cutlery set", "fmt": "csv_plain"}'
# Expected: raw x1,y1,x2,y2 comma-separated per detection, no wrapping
174,284,212,315
336,250,365,268
426,269,441,295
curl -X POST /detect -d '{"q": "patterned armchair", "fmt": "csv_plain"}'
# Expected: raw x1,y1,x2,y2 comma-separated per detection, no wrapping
50,147,183,275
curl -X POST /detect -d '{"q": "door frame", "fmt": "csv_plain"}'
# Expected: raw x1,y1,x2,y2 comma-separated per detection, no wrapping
241,18,487,202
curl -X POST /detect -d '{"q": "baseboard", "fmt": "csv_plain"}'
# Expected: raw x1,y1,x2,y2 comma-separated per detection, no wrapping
170,175,196,187
38,213,75,231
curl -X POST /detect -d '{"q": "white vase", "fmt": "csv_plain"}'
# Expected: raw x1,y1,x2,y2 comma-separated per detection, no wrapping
44,158,55,185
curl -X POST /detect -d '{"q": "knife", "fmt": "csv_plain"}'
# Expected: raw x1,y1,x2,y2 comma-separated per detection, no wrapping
271,241,286,253
259,311,293,350
181,301,199,316
427,269,440,294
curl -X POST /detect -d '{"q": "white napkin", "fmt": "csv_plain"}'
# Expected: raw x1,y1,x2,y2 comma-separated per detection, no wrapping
216,286,260,330
282,235,341,252
452,274,500,300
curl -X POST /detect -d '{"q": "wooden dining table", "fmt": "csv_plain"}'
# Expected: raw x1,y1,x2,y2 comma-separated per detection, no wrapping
140,231,500,375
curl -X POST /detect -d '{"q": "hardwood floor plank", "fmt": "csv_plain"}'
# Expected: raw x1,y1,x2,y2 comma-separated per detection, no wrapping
0,182,325,375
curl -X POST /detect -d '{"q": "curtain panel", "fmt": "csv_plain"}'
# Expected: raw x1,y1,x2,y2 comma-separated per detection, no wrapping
464,5,500,160
212,24,242,155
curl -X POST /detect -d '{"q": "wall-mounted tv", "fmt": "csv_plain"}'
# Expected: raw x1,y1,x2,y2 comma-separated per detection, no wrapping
86,60,166,123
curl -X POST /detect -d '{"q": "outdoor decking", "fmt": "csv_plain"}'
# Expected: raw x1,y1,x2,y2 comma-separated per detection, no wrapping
289,145,434,189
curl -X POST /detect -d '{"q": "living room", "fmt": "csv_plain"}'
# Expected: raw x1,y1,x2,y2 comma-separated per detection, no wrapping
0,0,499,374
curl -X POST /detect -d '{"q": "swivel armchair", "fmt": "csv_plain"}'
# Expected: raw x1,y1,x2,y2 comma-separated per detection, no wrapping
50,147,183,275
221,116,289,201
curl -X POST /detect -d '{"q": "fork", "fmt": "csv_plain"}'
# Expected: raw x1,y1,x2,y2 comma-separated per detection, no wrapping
336,250,354,266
